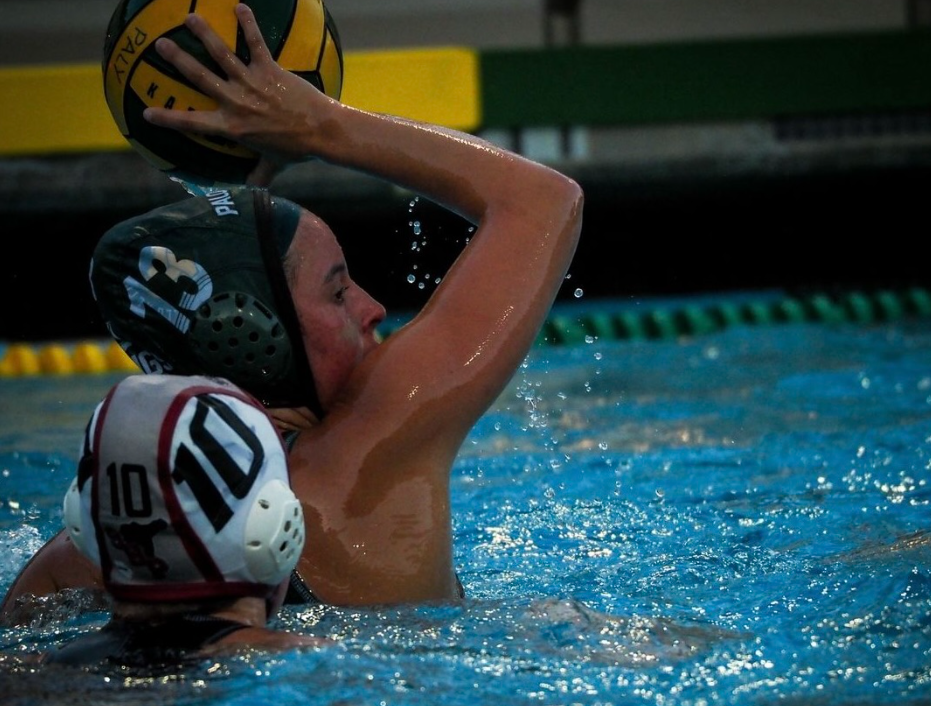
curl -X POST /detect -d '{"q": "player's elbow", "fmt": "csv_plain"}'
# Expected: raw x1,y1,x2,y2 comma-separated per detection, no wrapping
555,174,584,239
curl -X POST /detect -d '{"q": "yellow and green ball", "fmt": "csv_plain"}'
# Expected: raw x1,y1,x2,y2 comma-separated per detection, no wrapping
103,0,343,186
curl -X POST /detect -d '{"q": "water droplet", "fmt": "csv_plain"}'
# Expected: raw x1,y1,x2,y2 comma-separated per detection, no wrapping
573,288,584,299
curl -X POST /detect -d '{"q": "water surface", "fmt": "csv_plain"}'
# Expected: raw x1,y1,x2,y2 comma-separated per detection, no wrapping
1,314,929,705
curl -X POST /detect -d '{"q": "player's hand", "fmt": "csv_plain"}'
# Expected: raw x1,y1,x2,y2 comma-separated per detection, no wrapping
143,3,337,172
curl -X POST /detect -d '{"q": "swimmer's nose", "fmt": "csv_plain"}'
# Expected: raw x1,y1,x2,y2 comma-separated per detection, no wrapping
361,288,387,333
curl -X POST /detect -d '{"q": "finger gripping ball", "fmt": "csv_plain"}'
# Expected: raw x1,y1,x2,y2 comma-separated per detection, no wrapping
103,0,343,186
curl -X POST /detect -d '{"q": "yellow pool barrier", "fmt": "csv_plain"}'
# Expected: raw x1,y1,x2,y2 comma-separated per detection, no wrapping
0,341,139,377
2,288,929,377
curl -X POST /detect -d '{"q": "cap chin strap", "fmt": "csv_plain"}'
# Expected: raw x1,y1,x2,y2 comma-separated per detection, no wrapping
254,189,325,419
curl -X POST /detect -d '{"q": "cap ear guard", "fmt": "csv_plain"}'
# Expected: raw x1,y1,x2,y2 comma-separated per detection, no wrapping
62,477,91,559
63,399,105,564
189,291,296,402
243,478,305,586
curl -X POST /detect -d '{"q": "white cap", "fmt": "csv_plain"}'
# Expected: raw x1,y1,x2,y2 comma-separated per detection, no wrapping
63,374,304,603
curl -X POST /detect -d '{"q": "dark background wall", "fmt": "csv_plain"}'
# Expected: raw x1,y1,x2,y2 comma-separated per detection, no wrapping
4,153,929,342
2,0,930,342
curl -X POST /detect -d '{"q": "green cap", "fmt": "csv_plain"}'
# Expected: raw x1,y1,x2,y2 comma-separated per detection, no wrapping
90,186,323,418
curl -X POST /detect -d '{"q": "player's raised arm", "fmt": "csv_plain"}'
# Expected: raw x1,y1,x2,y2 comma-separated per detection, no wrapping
144,4,583,421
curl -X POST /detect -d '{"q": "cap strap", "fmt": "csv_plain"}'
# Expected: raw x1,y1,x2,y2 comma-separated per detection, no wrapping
254,189,325,419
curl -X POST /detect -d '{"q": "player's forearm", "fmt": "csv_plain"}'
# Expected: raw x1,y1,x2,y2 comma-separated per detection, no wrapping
303,101,582,229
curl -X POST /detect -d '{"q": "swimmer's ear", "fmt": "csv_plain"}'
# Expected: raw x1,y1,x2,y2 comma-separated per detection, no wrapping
267,406,320,432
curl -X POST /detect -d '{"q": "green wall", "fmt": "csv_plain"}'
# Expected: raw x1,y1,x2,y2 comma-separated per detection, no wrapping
480,29,931,127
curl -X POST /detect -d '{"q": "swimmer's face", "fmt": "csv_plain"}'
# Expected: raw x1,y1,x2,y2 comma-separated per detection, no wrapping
285,212,386,410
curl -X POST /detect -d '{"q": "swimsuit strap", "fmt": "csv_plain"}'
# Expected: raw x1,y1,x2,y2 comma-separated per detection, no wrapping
285,568,321,604
178,614,252,644
283,569,466,605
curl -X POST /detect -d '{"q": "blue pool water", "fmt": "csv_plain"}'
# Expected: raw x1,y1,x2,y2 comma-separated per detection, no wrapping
1,300,930,705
